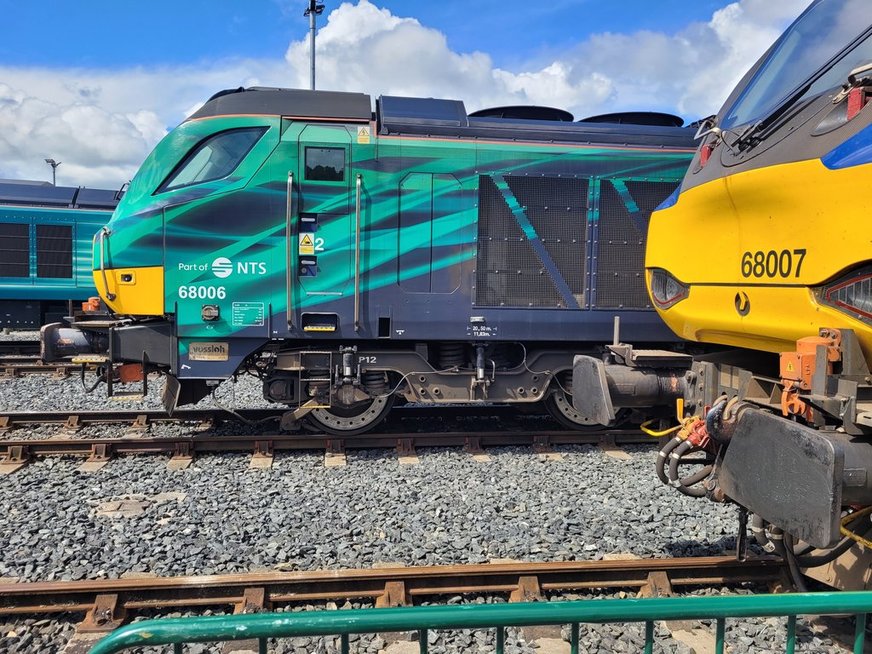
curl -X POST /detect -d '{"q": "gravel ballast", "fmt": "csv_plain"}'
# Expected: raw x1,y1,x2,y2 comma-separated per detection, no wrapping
0,373,858,653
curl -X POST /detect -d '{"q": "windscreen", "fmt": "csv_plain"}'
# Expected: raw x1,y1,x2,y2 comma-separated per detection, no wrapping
158,127,266,193
722,0,872,130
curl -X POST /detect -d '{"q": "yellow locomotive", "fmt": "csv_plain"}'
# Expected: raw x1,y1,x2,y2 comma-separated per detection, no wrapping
573,0,872,590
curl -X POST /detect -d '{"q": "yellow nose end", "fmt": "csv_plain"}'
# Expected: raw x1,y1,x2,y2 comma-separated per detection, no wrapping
93,266,164,315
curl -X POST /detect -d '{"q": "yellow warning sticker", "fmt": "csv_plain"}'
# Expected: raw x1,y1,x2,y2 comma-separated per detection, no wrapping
299,233,315,255
357,125,371,144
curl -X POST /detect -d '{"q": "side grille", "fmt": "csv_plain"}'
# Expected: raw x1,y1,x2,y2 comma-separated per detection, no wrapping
505,177,588,307
595,180,678,309
0,223,30,278
475,175,678,310
36,224,73,279
475,175,587,308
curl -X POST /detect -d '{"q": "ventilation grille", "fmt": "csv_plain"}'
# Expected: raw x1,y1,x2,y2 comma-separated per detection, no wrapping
595,180,678,309
475,175,587,308
0,224,29,278
36,224,73,279
506,177,588,306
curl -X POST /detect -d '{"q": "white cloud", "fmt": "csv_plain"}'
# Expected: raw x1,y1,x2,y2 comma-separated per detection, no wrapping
284,0,809,117
0,61,292,187
0,0,810,188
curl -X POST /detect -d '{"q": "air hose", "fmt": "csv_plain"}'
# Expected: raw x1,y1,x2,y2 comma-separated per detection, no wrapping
704,398,726,438
666,439,710,497
750,512,872,569
656,435,682,485
782,532,809,592
656,432,714,496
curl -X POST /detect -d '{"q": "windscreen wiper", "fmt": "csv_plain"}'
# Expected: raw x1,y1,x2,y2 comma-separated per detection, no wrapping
728,80,815,152
692,115,760,155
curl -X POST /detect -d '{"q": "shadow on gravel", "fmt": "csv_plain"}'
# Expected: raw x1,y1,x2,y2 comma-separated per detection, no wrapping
663,535,739,558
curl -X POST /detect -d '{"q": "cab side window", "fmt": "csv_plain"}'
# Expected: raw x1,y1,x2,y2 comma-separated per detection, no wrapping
305,147,345,182
158,127,267,193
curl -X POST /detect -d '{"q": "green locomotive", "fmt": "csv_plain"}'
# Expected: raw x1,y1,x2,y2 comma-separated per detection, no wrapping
43,88,695,434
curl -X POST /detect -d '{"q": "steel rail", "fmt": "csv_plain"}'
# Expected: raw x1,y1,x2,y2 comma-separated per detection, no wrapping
0,408,287,427
0,428,651,458
0,356,42,365
0,404,632,429
0,556,783,617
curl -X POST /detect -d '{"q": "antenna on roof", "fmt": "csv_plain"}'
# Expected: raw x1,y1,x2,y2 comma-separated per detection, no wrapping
304,0,326,90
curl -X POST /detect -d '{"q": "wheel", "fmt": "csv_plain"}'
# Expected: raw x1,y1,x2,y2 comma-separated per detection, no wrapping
305,395,395,435
544,387,631,431
544,388,606,430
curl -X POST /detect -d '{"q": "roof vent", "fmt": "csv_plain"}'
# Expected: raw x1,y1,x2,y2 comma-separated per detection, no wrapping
470,105,574,122
578,112,684,127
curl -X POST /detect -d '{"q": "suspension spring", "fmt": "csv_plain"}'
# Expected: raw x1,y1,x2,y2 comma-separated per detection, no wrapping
362,371,387,396
439,343,466,369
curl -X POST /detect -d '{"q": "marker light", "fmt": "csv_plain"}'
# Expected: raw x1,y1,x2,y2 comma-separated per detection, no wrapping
649,268,689,309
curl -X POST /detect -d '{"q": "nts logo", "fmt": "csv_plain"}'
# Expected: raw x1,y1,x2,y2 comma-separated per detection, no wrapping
211,257,233,279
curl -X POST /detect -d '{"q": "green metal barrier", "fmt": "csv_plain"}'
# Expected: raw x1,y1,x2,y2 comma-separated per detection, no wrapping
89,591,872,654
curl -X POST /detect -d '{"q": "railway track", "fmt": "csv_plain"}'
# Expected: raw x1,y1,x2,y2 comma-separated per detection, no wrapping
0,407,286,431
0,406,659,473
0,556,784,629
0,340,95,376
0,339,81,376
0,359,80,378
0,405,650,432
0,340,40,357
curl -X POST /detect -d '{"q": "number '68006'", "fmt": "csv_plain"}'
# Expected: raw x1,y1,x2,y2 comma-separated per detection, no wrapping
740,249,806,279
178,285,226,300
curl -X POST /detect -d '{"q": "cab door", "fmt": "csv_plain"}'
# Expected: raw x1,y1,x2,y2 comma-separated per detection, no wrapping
295,124,353,304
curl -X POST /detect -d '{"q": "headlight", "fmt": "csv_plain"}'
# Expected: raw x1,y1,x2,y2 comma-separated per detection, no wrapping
649,268,689,309
821,265,872,322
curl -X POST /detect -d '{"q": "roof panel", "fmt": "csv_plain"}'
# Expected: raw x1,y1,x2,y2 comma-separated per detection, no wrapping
0,182,76,207
75,187,121,209
378,96,468,127
376,94,695,148
189,87,372,121
0,180,119,209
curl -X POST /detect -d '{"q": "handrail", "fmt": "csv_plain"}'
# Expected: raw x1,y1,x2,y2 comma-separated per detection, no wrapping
90,591,872,654
94,226,116,301
353,172,362,332
286,171,294,328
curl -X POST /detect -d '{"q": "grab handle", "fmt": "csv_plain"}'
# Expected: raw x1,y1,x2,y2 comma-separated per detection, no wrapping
94,226,116,301
353,173,362,332
286,172,294,328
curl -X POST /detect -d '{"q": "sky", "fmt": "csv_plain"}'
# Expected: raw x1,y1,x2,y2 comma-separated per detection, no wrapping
0,0,810,189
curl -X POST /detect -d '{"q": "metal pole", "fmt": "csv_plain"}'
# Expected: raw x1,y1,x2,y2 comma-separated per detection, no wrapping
308,7,315,90
45,159,60,186
304,1,325,90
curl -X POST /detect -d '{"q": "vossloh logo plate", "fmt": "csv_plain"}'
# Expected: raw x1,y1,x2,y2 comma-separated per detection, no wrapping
188,342,230,361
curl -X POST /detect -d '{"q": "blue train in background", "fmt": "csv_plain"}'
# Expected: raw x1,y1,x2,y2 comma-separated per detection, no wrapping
0,179,120,328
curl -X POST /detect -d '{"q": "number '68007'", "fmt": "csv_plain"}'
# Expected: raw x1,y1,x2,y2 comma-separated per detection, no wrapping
740,249,807,279
178,285,226,300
